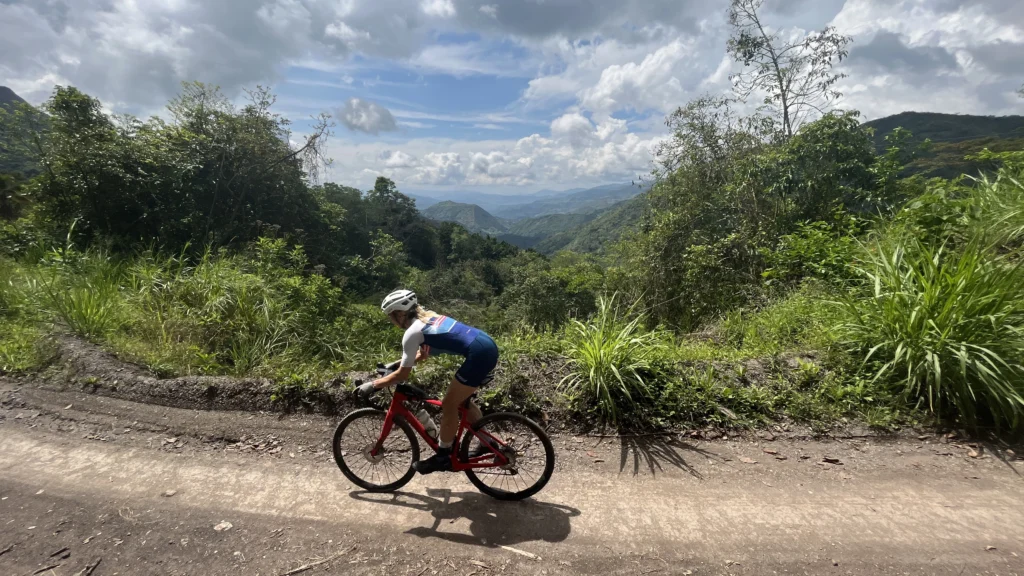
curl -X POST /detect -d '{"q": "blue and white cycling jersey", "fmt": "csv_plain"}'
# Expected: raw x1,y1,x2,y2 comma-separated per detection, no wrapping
400,315,499,387
400,315,480,367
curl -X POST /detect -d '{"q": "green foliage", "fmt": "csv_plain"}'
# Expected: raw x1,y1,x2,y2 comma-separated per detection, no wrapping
762,218,860,286
499,252,603,330
559,293,669,423
839,236,1024,430
718,282,841,357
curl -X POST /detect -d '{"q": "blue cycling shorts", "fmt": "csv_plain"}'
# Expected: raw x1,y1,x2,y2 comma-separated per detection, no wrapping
454,332,499,387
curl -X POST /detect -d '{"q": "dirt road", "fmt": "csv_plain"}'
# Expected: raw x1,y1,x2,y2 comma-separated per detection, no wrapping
1,381,1022,575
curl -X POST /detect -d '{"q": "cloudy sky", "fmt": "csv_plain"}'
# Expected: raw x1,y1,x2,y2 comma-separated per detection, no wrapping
2,0,1022,195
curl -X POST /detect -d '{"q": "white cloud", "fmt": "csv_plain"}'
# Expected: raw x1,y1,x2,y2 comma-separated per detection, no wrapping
408,43,539,78
479,5,498,19
421,0,456,18
323,116,664,190
380,150,419,168
830,0,1024,119
338,98,399,134
580,40,692,115
325,21,371,48
550,112,596,148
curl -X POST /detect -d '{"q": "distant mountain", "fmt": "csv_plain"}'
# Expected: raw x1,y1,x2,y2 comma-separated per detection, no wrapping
421,201,509,235
0,86,28,109
409,188,567,213
863,112,1024,180
505,212,597,238
407,192,441,210
492,182,648,221
0,86,38,175
534,194,647,255
863,112,1024,150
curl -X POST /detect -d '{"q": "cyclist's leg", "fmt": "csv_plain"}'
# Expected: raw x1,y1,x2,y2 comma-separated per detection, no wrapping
414,334,497,475
412,378,476,475
465,398,483,425
462,334,497,428
438,379,478,443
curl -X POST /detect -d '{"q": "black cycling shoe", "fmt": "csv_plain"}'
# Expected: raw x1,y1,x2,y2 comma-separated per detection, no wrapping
413,448,453,475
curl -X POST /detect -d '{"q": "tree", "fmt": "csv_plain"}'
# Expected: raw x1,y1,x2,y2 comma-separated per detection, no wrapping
365,176,438,268
727,0,852,138
12,83,351,276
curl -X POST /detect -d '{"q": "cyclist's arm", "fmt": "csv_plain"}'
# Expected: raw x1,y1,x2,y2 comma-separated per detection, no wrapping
371,322,424,390
372,366,411,389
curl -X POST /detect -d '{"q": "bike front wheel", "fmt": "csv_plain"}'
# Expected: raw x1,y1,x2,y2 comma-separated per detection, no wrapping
333,408,420,492
460,412,555,501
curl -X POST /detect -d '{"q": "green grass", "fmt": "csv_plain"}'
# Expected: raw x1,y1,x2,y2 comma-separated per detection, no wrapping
839,236,1024,430
0,322,45,373
558,293,670,423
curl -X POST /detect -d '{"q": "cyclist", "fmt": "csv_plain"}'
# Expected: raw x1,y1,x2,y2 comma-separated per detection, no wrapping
356,289,499,475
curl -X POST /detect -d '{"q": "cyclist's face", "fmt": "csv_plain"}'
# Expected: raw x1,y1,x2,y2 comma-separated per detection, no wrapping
388,311,406,329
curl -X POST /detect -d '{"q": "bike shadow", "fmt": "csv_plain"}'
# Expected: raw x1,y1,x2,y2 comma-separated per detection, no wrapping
349,488,581,548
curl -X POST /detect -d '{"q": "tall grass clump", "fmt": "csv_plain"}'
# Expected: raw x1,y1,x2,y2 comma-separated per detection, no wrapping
559,293,668,424
970,159,1024,247
32,244,125,340
838,237,1024,430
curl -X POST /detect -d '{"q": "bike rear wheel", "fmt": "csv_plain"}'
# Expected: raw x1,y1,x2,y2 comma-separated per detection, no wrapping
460,412,555,501
333,408,419,492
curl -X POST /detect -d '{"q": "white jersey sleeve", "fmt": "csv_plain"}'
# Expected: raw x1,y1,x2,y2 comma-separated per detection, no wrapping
400,320,426,368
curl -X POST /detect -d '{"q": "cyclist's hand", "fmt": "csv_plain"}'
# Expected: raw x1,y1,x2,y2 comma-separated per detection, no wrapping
355,381,377,399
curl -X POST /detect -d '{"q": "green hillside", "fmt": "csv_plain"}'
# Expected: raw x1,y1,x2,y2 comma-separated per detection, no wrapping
0,86,37,175
505,212,597,238
863,112,1024,180
862,112,1024,149
535,194,647,255
421,201,508,235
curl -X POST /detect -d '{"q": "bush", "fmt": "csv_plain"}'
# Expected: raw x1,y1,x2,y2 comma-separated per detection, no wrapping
718,281,841,356
838,237,1024,430
762,218,860,287
559,293,669,423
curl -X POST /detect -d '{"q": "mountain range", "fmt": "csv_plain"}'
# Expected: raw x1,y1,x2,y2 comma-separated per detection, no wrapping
420,182,650,251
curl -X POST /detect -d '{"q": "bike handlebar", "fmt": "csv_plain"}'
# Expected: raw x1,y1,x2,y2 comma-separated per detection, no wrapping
352,360,402,388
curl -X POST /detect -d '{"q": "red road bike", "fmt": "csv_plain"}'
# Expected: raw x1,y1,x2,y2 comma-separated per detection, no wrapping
333,362,555,501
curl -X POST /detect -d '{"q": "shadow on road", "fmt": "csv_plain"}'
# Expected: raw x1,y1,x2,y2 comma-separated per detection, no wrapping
615,435,717,479
350,488,581,548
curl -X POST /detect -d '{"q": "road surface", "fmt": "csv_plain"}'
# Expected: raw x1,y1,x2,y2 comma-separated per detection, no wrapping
1,381,1022,575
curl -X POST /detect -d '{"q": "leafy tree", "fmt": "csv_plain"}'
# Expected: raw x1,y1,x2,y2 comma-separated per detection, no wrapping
365,176,438,268
500,252,603,330
623,104,909,330
727,0,852,138
17,84,339,265
0,173,29,220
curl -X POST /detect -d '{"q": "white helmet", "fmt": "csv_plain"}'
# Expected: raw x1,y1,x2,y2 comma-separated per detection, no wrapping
381,289,417,315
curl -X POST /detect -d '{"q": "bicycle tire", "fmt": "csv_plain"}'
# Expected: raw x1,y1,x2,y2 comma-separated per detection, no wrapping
459,412,555,501
333,408,420,492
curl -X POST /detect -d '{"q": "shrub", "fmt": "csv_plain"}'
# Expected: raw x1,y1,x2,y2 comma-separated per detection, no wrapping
838,237,1024,430
559,293,669,423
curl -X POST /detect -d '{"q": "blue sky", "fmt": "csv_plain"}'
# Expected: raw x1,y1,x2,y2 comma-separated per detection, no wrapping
3,0,1023,196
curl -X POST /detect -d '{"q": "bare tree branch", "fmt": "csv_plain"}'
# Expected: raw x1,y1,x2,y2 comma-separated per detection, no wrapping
726,0,851,139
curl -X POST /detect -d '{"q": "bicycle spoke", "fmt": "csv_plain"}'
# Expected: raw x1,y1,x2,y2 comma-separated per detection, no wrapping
336,412,415,489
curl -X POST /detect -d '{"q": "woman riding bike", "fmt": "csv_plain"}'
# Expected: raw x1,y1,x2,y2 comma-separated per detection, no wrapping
355,289,499,475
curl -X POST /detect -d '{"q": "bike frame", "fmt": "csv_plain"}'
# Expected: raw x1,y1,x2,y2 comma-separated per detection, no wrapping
371,387,510,472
